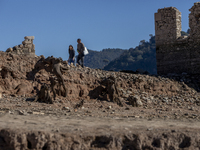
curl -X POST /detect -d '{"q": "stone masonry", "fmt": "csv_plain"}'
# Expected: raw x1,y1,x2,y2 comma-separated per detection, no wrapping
6,36,35,56
155,2,200,75
155,7,182,47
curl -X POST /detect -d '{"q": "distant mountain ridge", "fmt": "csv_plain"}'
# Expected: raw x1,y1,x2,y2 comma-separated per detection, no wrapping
84,48,126,69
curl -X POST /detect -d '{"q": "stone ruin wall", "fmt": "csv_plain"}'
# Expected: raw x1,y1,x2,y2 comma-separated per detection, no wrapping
6,36,35,56
155,2,200,75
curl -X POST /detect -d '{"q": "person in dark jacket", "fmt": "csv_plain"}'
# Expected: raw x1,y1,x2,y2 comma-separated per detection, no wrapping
77,38,85,67
68,45,75,66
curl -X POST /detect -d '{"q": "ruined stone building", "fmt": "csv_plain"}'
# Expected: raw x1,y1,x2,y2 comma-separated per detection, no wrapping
155,2,200,75
6,36,35,56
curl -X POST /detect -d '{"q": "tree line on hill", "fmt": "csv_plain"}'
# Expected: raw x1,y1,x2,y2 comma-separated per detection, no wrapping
103,35,156,74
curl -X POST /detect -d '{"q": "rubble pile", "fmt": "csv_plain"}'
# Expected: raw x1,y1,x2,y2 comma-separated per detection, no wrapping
0,51,199,102
6,36,35,56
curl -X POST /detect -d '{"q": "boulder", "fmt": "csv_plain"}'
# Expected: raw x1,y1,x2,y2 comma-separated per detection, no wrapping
6,47,13,52
127,95,143,107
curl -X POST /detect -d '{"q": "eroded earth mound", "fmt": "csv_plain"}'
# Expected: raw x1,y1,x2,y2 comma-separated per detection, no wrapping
0,52,200,149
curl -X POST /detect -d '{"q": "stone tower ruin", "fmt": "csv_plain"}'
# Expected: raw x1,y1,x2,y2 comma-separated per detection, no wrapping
155,7,182,47
6,36,35,56
155,2,200,75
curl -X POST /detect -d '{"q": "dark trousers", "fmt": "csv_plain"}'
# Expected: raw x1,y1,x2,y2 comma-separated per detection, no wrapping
77,53,84,67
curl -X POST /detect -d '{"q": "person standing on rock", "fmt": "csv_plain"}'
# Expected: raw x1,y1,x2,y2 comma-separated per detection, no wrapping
77,38,85,67
68,45,75,66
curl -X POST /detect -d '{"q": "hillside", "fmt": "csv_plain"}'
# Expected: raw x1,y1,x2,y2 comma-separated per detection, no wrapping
0,51,200,149
84,48,126,69
104,35,157,74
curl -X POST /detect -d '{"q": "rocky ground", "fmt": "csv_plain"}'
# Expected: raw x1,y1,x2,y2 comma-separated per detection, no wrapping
0,52,200,149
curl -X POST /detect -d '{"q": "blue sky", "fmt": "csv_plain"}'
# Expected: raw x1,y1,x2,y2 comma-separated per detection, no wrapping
0,0,198,60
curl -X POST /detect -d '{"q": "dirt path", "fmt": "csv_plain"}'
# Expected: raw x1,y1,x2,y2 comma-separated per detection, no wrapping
1,113,200,133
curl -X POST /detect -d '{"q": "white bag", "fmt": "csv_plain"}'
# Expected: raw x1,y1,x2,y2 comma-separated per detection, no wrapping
84,47,89,55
